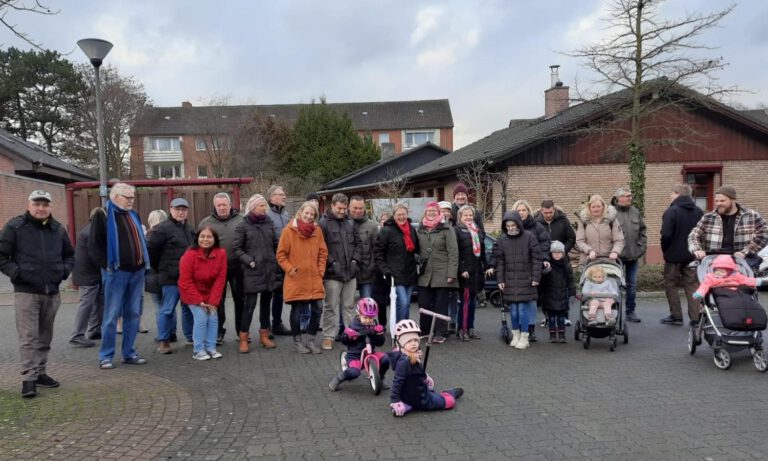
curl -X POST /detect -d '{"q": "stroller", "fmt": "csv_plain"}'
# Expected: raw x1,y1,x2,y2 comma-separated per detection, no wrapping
688,255,768,371
574,258,629,351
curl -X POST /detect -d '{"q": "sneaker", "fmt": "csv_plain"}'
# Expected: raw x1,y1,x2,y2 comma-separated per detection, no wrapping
122,355,147,365
606,317,617,327
660,315,683,326
432,336,446,344
36,374,59,388
22,381,37,398
69,337,96,347
207,349,222,359
185,338,194,346
540,318,547,327
87,332,102,340
99,359,115,370
193,351,211,361
564,319,572,327
272,323,292,336
625,311,642,323
322,338,334,350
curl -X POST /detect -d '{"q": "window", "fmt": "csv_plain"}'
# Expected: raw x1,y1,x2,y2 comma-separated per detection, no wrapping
682,164,722,211
195,138,206,151
154,164,183,179
146,137,181,152
379,133,390,145
404,130,435,148
197,165,208,178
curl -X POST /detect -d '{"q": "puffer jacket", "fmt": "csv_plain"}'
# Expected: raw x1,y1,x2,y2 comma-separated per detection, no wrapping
522,215,551,262
147,218,196,285
233,213,280,293
575,206,625,267
417,221,459,289
276,219,328,302
661,195,704,263
454,223,486,294
613,202,647,261
319,210,361,282
374,218,419,286
493,212,543,303
199,208,243,266
354,216,378,284
539,258,574,313
534,207,577,254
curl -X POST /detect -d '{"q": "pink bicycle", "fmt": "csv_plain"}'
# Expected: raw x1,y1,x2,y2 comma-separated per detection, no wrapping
340,334,387,395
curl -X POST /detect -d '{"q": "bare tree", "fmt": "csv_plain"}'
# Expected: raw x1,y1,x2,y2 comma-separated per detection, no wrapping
190,96,241,178
456,159,506,224
0,0,57,49
564,0,736,212
374,166,412,210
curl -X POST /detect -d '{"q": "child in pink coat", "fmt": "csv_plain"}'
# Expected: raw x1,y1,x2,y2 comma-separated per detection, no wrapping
693,255,758,300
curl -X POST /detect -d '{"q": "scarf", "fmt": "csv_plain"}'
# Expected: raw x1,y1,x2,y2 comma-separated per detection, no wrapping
421,202,442,230
297,218,315,238
106,200,149,271
466,222,481,257
248,211,267,223
397,220,415,252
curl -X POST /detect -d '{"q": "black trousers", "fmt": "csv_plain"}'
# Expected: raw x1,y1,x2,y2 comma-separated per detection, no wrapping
417,286,450,336
242,291,274,332
289,300,322,335
217,267,244,335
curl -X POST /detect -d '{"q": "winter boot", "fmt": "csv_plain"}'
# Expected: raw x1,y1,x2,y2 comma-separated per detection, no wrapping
259,329,276,349
549,328,557,343
515,332,530,350
528,324,537,342
328,371,345,391
238,332,249,354
294,335,310,354
509,329,521,347
306,335,322,354
557,327,567,343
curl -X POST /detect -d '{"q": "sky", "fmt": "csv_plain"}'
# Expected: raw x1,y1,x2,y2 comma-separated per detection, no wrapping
2,0,767,149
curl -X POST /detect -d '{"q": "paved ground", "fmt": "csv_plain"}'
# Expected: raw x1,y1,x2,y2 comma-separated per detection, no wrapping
2,287,768,460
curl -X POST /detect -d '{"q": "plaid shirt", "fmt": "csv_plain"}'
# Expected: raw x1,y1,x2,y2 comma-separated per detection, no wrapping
688,205,768,255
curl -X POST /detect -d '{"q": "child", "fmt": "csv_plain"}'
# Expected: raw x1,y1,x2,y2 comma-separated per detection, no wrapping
582,266,619,326
539,241,574,343
329,298,389,391
387,319,464,417
693,255,758,299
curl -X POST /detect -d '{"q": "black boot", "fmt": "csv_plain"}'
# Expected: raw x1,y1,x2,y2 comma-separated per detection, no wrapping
549,328,557,343
528,324,537,342
329,371,345,391
22,380,37,398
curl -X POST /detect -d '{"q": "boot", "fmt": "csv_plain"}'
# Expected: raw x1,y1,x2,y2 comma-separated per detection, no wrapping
328,371,345,391
549,328,557,343
306,335,322,354
515,332,530,350
528,324,537,342
509,329,521,347
294,335,310,354
259,329,276,349
238,332,249,353
557,327,567,343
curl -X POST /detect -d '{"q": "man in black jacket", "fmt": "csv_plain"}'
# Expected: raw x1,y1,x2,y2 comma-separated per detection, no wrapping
0,190,74,398
535,200,576,256
660,184,704,326
69,208,106,347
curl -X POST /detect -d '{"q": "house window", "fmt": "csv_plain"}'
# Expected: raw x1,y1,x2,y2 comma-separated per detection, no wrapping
197,165,208,178
195,138,206,151
404,130,435,148
146,137,181,152
154,164,183,179
379,133,390,145
682,164,722,211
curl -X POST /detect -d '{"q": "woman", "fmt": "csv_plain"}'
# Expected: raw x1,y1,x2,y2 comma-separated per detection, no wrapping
276,201,328,354
233,194,280,353
514,199,550,342
416,201,458,341
575,194,625,268
178,226,228,361
454,205,493,341
374,203,419,323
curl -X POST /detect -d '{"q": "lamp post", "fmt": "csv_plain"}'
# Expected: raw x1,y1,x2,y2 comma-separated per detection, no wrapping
77,38,113,206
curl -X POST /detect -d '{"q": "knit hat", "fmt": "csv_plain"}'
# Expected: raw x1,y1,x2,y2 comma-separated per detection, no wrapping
438,201,452,210
306,192,319,201
453,182,469,198
550,240,565,254
715,186,737,200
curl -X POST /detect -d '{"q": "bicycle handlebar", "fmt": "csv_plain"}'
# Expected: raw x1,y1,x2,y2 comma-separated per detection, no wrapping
418,308,451,322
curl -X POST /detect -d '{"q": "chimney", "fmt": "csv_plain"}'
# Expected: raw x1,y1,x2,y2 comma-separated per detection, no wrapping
381,142,395,161
544,65,569,118
181,101,192,108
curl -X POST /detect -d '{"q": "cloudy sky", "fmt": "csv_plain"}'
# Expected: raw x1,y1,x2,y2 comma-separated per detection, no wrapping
3,0,767,148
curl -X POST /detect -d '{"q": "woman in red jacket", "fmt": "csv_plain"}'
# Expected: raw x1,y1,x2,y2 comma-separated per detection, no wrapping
178,226,228,361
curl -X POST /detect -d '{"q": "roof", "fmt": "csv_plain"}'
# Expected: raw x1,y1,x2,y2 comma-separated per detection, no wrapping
0,129,94,183
741,109,768,126
130,99,454,136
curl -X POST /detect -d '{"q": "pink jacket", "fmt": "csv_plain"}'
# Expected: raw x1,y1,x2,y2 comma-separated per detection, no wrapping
695,272,756,298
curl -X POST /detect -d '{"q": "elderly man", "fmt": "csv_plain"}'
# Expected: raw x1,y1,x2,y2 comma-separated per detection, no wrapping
89,183,150,369
266,185,292,336
689,186,768,270
1,190,74,398
612,187,646,323
199,192,244,344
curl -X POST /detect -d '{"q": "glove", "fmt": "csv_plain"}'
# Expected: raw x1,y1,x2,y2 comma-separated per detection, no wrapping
693,292,703,300
424,374,434,390
390,401,413,417
344,327,359,339
373,324,385,334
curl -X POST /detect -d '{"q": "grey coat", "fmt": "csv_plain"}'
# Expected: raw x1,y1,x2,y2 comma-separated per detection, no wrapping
493,212,543,303
199,208,243,265
416,221,459,289
613,204,647,261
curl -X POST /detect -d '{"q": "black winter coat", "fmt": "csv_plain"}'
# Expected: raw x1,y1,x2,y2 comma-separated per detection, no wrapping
535,209,576,255
340,316,386,360
374,218,419,286
319,211,361,282
233,214,280,293
387,350,435,409
661,195,704,263
455,224,486,294
73,224,101,287
354,217,379,284
0,212,74,295
522,215,551,262
539,258,574,313
148,218,195,285
494,212,543,303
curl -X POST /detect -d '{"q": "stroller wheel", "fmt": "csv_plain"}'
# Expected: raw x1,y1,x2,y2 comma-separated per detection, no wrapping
623,323,629,344
609,336,616,352
574,321,581,341
713,349,731,370
753,349,768,372
583,335,590,350
687,327,697,355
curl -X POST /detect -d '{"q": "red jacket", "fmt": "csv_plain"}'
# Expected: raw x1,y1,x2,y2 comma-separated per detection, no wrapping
178,247,227,308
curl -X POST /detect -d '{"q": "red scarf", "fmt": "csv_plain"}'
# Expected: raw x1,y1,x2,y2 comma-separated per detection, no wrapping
397,221,415,252
297,219,315,238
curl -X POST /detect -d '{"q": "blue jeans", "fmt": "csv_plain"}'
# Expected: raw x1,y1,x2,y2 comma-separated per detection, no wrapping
190,304,218,353
358,283,373,299
157,285,192,341
394,285,414,322
623,259,639,313
508,300,536,330
99,269,144,361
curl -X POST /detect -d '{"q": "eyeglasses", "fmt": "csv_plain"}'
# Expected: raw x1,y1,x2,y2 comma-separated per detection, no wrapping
120,195,135,201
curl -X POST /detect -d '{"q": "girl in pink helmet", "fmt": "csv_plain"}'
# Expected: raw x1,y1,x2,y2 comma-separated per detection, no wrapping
693,255,758,299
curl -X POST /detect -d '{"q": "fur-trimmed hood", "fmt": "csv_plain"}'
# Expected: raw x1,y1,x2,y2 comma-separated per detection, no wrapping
577,204,618,225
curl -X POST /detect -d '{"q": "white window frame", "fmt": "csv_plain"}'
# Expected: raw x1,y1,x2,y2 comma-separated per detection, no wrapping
145,137,181,152
153,163,184,179
195,137,206,151
403,130,436,148
378,133,390,146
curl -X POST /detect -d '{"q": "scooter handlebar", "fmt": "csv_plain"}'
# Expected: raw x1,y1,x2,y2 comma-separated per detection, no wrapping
418,308,451,322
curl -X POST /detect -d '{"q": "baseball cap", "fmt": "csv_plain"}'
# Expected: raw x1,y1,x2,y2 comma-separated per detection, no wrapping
170,197,190,208
28,190,52,202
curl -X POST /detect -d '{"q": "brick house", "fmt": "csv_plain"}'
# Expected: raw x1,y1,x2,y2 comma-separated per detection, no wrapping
128,99,453,180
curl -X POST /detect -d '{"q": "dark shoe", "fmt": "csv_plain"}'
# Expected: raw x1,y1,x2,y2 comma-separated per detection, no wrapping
70,336,96,347
138,327,149,334
447,322,456,334
22,381,37,398
557,328,567,343
660,315,683,326
169,333,178,343
450,387,464,399
334,330,343,342
690,320,700,328
99,359,115,370
87,332,101,340
549,331,557,343
528,332,537,343
216,332,224,346
36,374,59,388
157,340,172,354
122,355,147,365
626,311,642,323
272,323,292,336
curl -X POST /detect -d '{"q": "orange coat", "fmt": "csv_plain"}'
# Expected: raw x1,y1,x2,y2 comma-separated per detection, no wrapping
276,219,328,302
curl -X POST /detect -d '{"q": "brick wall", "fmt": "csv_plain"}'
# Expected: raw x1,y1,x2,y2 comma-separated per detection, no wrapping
0,173,68,230
0,153,14,172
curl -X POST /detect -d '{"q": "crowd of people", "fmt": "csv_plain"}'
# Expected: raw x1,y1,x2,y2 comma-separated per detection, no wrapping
1,181,766,399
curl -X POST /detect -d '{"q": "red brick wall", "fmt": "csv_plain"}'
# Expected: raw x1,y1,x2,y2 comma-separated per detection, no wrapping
0,173,68,230
0,153,15,173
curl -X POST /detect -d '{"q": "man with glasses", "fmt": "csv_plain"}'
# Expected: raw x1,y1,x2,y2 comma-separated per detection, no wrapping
266,185,292,337
611,186,647,323
89,183,150,369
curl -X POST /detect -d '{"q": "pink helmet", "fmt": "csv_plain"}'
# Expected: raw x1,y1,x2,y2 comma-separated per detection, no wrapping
356,297,378,317
712,255,737,272
395,319,420,337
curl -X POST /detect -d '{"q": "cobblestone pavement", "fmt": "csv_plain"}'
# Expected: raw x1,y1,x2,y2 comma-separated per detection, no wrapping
2,295,768,460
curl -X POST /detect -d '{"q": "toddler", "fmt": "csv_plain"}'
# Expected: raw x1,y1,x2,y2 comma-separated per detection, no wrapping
693,255,757,300
539,241,574,343
582,266,619,326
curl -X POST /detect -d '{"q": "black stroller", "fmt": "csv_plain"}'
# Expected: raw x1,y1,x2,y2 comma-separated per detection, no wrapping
688,255,768,371
574,258,629,351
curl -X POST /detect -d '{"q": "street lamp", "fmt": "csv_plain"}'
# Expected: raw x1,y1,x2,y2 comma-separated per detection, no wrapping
77,38,113,206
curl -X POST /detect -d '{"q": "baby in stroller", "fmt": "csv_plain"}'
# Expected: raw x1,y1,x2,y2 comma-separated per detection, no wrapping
693,255,759,300
582,266,620,326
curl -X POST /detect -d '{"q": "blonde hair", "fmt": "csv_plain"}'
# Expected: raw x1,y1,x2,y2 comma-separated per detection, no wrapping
586,194,607,219
513,199,533,216
294,201,319,222
457,205,475,220
586,265,605,280
147,209,168,229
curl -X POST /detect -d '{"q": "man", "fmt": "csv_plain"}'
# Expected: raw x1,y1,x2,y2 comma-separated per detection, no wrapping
689,186,768,270
148,197,196,354
69,207,106,347
612,187,646,323
451,183,484,231
199,192,244,345
348,196,377,299
265,185,291,336
1,190,74,398
319,193,361,350
535,199,577,327
660,184,704,326
90,183,150,370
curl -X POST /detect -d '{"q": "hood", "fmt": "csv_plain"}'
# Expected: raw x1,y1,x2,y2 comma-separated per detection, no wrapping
671,195,697,210
712,255,737,271
577,204,618,224
501,211,523,234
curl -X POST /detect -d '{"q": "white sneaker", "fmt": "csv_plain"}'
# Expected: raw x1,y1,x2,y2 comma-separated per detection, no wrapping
193,351,211,361
539,318,547,327
564,319,572,327
207,349,222,359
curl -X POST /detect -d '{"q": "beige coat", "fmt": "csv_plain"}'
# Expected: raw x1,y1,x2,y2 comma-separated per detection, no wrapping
575,205,625,267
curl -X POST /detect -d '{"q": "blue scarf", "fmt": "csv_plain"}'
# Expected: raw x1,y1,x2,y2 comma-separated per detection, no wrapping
106,200,150,271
